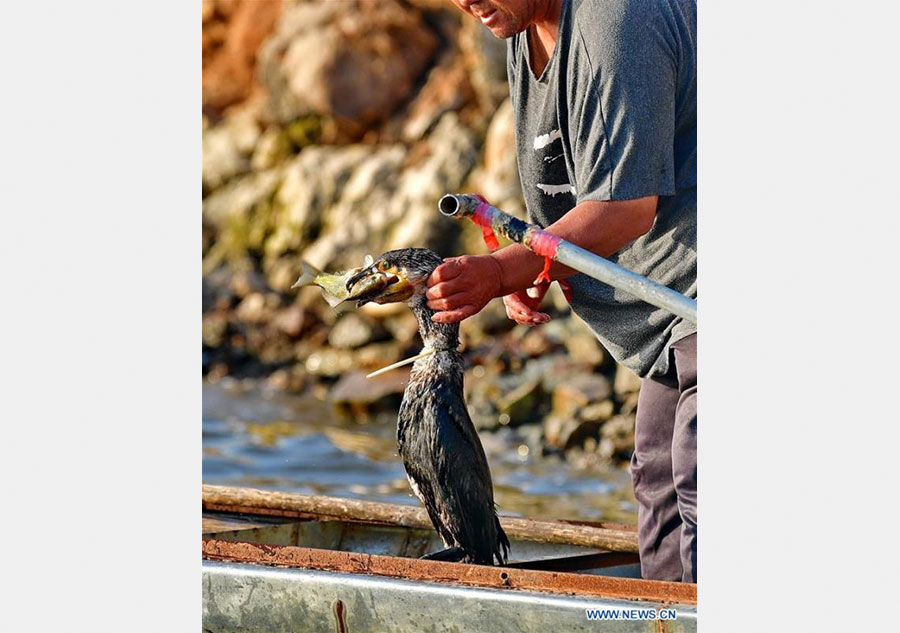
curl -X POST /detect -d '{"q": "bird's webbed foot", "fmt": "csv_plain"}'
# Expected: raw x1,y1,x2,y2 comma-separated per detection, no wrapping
420,546,467,563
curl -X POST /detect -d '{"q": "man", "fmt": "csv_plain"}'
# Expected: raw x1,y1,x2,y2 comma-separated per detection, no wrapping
430,0,697,582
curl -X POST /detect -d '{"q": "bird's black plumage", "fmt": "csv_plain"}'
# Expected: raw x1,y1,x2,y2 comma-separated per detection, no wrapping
347,248,510,565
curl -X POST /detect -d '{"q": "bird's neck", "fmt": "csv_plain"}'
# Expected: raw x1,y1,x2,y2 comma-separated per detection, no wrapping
409,293,459,351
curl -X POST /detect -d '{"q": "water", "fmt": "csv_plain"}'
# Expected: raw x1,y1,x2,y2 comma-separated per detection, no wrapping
203,379,637,523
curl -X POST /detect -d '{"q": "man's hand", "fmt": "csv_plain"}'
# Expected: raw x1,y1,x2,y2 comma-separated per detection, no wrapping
425,255,502,323
503,285,550,327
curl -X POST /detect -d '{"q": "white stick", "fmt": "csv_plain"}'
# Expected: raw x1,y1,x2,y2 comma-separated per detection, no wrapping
366,348,437,379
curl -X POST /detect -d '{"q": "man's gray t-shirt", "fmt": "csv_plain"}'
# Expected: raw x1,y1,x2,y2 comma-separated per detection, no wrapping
507,0,696,378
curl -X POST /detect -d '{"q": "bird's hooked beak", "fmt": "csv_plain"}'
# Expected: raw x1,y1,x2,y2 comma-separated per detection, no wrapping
345,262,415,306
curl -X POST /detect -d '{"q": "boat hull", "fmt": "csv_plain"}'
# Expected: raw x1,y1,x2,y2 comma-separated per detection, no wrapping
203,561,696,633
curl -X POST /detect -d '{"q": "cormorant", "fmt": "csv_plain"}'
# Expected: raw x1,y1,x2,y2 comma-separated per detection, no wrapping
345,248,510,565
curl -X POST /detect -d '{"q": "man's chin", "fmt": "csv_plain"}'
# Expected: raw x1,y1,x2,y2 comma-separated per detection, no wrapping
487,23,522,39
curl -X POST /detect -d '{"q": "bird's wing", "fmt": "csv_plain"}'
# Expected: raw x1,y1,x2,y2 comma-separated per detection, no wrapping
424,382,499,562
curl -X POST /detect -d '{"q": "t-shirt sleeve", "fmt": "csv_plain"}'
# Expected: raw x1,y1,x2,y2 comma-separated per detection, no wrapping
568,2,677,203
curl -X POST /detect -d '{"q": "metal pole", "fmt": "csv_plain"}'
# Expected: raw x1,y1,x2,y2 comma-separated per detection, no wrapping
438,193,697,325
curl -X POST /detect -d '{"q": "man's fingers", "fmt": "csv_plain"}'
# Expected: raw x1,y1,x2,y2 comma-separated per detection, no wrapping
509,312,548,327
504,303,524,322
426,259,462,286
426,292,466,312
506,303,531,321
503,296,533,321
503,294,550,326
517,314,550,326
504,293,534,312
510,313,533,326
431,304,478,323
426,279,467,301
505,292,542,314
504,301,537,325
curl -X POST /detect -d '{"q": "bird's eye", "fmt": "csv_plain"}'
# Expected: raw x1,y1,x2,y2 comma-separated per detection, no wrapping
378,261,389,271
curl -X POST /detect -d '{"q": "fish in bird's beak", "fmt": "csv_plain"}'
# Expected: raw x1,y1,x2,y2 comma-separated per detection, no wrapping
345,261,415,306
290,255,375,307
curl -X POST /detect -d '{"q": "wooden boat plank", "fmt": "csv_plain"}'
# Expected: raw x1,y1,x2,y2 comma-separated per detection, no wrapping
202,538,695,605
203,485,639,553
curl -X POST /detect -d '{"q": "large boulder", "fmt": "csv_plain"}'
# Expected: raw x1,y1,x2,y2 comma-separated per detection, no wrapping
203,111,477,285
401,52,474,143
281,144,406,269
385,112,478,254
202,0,284,116
267,144,402,261
257,0,438,136
203,141,409,276
295,112,478,272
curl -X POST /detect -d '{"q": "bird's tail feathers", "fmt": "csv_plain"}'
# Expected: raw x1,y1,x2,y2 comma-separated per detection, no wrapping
494,515,510,565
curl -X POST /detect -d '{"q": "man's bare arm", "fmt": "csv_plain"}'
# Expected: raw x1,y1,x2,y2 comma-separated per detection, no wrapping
426,195,658,322
491,195,657,294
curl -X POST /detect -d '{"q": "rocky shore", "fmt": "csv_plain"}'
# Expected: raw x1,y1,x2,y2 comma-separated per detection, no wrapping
202,0,639,466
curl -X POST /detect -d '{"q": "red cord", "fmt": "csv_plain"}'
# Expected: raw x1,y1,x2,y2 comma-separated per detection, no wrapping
529,229,561,285
534,258,552,284
470,194,500,251
481,223,500,251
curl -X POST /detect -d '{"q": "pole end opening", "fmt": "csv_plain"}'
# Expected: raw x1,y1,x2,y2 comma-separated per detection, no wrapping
438,194,461,217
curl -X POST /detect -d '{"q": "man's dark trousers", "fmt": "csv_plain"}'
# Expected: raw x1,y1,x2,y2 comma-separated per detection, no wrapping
630,334,697,583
